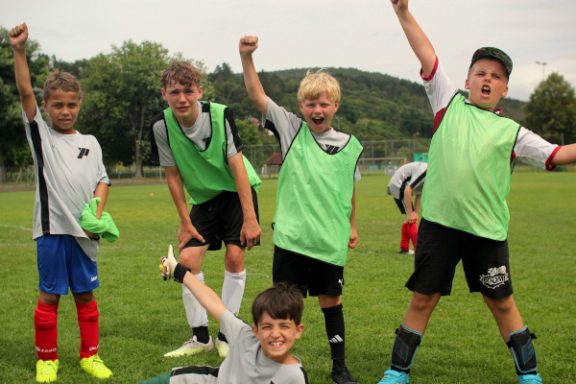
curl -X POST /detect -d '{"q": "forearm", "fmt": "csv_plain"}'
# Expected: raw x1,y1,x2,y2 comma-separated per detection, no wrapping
350,188,357,228
240,54,268,114
403,187,414,215
93,182,110,219
165,167,191,224
395,7,436,76
552,144,576,165
229,153,257,222
12,46,36,120
177,264,227,322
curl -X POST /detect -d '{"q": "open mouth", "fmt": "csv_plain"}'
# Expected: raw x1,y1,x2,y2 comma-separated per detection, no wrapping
481,85,491,95
311,116,325,125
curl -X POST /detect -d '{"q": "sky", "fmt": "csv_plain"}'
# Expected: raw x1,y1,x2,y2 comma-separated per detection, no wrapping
2,0,575,101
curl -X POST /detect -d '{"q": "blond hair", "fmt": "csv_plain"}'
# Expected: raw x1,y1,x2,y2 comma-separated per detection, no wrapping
297,69,341,103
43,70,82,101
160,60,202,89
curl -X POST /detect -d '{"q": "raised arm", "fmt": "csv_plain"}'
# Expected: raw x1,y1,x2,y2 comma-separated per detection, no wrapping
390,0,437,77
9,23,37,121
162,245,227,322
239,36,269,114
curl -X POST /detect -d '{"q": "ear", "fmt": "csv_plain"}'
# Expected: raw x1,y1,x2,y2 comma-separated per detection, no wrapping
161,88,167,101
295,323,304,339
464,78,470,90
197,85,204,100
501,83,509,98
251,323,258,335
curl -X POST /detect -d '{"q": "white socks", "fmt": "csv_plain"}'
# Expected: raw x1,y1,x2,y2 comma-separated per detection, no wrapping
221,269,246,315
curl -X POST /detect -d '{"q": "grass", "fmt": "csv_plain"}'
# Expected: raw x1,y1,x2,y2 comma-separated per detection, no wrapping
0,172,575,383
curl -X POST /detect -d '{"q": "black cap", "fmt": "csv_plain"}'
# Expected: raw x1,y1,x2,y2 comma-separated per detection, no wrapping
470,47,513,78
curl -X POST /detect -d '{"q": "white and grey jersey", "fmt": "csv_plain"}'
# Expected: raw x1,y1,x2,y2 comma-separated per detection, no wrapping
264,98,361,182
387,162,427,200
423,60,559,169
168,311,308,384
24,107,109,259
152,101,241,167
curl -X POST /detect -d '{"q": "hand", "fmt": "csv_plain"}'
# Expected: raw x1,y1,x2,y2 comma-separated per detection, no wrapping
405,211,418,224
390,0,408,13
240,218,261,250
8,23,28,51
348,226,359,249
239,35,259,57
178,221,205,252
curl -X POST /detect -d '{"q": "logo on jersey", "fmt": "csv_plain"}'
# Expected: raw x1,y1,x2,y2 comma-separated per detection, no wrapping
78,147,90,159
479,266,509,289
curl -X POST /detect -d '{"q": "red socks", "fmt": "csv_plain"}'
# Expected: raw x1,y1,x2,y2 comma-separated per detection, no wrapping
75,300,100,358
34,300,58,361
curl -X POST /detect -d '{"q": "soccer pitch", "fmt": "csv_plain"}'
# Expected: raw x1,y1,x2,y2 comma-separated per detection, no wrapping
0,172,575,383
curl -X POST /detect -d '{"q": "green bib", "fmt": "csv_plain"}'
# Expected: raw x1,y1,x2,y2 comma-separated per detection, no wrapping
274,125,363,266
164,102,261,205
422,93,520,240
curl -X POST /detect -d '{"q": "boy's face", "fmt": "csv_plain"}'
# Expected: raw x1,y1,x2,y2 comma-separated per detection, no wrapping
298,92,340,133
162,81,203,125
251,312,304,364
42,90,81,134
465,59,509,111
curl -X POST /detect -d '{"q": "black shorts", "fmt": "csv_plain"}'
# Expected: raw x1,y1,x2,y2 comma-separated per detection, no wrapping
273,246,344,297
185,189,259,251
406,219,513,299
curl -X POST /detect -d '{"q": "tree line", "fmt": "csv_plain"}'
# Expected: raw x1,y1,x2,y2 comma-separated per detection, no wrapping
1,26,575,181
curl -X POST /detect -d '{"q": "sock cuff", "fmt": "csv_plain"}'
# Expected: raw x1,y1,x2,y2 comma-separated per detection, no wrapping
321,304,343,315
224,269,246,279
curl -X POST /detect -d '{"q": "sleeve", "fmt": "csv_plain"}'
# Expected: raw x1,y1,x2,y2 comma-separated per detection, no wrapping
93,138,110,185
422,59,458,116
219,310,250,346
151,117,176,167
514,127,560,170
265,97,302,158
224,107,241,158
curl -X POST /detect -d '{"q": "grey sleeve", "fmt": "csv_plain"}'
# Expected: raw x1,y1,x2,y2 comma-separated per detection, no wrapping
152,120,176,167
265,98,302,158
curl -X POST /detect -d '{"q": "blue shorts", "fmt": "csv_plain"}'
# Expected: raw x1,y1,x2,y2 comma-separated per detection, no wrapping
37,235,99,295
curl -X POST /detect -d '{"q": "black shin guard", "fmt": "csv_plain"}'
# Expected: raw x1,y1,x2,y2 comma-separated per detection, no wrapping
391,324,422,372
507,327,538,375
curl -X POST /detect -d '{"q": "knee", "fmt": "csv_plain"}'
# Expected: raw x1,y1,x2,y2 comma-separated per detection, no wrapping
225,246,244,271
410,293,439,313
486,295,516,314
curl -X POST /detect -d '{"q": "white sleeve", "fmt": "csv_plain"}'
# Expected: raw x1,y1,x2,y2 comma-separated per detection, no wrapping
514,127,559,169
422,60,458,115
265,98,302,158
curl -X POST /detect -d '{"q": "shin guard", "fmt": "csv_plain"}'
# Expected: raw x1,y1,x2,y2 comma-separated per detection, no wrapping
391,324,422,372
507,326,538,375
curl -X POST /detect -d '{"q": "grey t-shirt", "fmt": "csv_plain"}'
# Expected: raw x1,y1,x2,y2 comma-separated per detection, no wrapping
169,311,308,384
387,162,427,200
24,107,109,260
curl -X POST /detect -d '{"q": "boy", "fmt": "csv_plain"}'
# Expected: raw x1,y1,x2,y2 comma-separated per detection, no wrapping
386,161,427,254
239,36,363,384
378,1,576,383
141,245,308,384
9,23,115,382
150,61,262,359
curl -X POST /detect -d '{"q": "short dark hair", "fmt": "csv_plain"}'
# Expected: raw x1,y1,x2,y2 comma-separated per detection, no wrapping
43,70,82,101
251,283,304,325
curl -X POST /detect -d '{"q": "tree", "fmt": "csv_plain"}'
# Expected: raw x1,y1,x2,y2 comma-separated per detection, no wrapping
523,72,576,145
79,41,170,177
0,26,49,183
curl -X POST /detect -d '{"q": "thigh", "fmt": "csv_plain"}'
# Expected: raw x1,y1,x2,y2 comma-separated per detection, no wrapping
218,189,260,247
170,366,219,384
273,246,311,297
307,258,344,297
405,219,461,295
68,237,99,294
37,235,69,295
462,236,512,299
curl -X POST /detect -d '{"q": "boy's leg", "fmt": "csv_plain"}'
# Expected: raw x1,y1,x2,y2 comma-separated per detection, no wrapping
483,295,541,380
74,292,99,359
408,222,418,250
319,296,357,384
217,244,246,358
400,223,410,253
35,294,59,361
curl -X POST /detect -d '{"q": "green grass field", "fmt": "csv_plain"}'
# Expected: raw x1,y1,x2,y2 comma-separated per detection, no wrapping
1,172,575,383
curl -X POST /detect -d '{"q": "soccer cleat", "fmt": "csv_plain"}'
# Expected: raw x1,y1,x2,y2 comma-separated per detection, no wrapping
215,338,230,358
518,374,542,384
160,244,178,280
377,369,409,384
331,363,358,384
36,359,59,383
163,336,213,357
398,249,415,255
79,354,113,379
